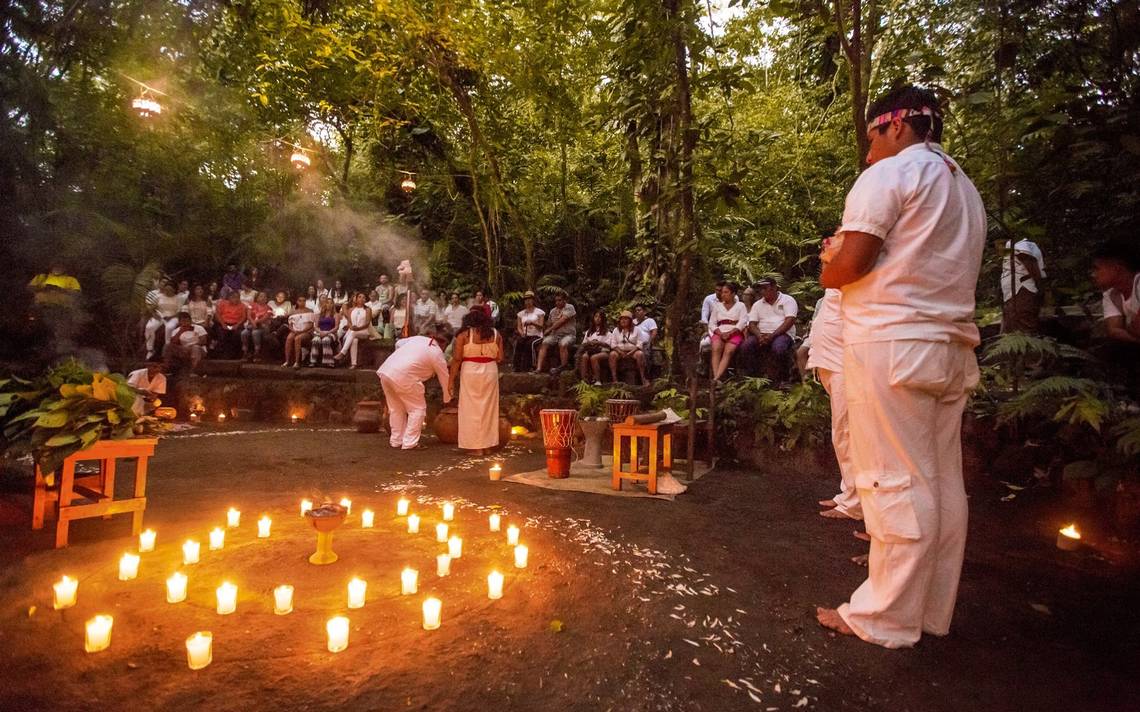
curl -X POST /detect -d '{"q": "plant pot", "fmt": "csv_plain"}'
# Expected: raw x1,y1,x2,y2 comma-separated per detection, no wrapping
578,418,610,468
353,400,384,434
433,406,459,443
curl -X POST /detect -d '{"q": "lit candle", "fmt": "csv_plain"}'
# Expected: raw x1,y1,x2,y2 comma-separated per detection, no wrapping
217,412,226,423
489,464,502,481
407,514,420,533
448,535,463,559
84,614,113,653
326,616,349,653
257,515,271,538
216,581,237,615
422,598,441,630
347,577,367,609
300,499,313,517
183,539,200,565
53,575,78,610
291,414,300,424
489,513,501,532
190,412,200,423
361,509,375,528
186,631,212,670
442,502,455,521
227,508,240,528
166,572,188,603
1057,523,1081,551
339,497,352,515
436,553,451,577
397,498,410,516
118,552,140,581
274,585,294,615
139,528,156,553
514,544,529,569
488,570,504,600
401,567,418,595
506,524,520,546
436,523,448,543
209,527,225,551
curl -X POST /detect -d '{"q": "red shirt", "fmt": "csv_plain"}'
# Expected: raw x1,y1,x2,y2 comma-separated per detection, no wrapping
216,300,247,326
248,302,270,322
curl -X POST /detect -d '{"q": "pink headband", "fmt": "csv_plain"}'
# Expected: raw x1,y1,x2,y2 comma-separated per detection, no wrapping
867,106,940,131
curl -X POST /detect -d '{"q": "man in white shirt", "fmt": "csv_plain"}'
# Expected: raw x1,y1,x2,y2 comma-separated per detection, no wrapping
633,304,658,349
1000,238,1046,332
441,291,469,331
698,280,727,355
1092,240,1140,393
746,278,798,380
126,359,167,416
376,332,453,449
536,292,578,373
816,86,985,649
164,311,209,371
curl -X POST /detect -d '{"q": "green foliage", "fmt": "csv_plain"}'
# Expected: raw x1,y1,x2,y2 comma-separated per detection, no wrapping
570,382,633,418
650,387,706,420
716,377,831,453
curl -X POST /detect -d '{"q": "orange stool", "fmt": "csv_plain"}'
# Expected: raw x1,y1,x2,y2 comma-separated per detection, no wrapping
611,418,673,495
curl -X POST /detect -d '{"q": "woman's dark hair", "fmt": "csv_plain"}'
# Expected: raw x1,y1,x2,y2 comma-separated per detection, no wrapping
722,282,739,295
589,310,608,335
461,307,496,340
866,84,943,143
1093,239,1140,271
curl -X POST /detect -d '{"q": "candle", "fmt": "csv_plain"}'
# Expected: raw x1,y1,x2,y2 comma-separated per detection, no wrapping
361,509,375,528
217,412,226,423
118,552,140,581
274,585,294,615
326,616,349,653
1057,523,1081,551
291,414,300,424
84,614,113,653
53,575,78,610
514,544,529,569
436,523,448,543
339,497,352,515
488,570,504,600
227,508,240,528
448,535,463,559
442,502,455,521
300,499,313,516
257,515,271,538
183,540,200,565
401,567,418,595
397,498,410,516
489,464,502,481
190,412,200,423
166,572,188,603
139,528,156,553
347,577,367,609
489,513,501,532
506,524,520,546
422,597,441,630
209,527,225,551
216,581,237,615
407,514,420,533
186,631,212,670
436,554,451,577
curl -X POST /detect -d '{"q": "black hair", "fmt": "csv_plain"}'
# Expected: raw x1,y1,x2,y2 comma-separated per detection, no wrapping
866,85,943,143
714,279,728,288
1092,239,1140,272
589,309,608,335
461,307,496,340
722,282,739,295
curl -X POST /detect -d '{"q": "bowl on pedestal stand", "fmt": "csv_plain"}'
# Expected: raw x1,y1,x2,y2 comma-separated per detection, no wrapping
305,503,347,565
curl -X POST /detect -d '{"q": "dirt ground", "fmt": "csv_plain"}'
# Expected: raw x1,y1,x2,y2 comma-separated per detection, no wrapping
0,425,1136,712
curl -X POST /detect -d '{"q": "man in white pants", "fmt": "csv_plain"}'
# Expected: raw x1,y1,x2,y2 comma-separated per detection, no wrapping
376,331,452,449
816,86,985,649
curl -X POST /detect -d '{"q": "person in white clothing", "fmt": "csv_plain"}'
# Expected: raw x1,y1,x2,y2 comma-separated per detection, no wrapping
816,86,985,649
578,310,612,384
145,282,182,358
335,292,375,368
745,278,799,381
412,288,441,334
633,303,658,349
164,311,209,371
536,292,577,373
1091,240,1140,394
698,280,727,354
442,291,469,331
126,359,167,416
609,310,649,385
513,291,545,372
707,283,749,382
1000,238,1046,332
376,332,453,449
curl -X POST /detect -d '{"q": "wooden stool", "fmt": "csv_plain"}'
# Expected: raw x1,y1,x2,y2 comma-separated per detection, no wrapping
612,418,673,495
32,438,157,548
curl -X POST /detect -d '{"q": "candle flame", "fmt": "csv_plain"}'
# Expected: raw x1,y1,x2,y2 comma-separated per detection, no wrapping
511,426,528,436
1059,524,1080,540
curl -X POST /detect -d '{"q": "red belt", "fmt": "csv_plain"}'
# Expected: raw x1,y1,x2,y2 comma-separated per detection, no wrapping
463,356,496,363
717,319,736,326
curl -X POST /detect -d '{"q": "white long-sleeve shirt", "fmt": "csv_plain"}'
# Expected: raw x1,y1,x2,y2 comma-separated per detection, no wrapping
377,335,451,399
707,300,749,337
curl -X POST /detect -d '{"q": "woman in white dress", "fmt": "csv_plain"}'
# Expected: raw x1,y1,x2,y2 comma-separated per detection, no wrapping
708,282,749,382
334,292,375,368
449,309,504,454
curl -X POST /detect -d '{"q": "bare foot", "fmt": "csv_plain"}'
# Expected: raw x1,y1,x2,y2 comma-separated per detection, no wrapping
853,530,871,542
820,508,853,519
816,607,856,636
818,499,838,508
851,554,869,566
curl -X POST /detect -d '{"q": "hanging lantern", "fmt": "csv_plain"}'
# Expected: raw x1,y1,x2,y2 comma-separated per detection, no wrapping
400,175,417,193
291,151,311,169
132,96,163,119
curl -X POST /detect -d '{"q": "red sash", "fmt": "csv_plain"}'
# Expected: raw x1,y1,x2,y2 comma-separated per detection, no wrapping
463,356,495,363
717,319,736,326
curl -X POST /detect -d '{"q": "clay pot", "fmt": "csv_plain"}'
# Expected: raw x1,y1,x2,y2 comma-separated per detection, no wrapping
353,400,384,434
498,416,511,447
433,406,460,444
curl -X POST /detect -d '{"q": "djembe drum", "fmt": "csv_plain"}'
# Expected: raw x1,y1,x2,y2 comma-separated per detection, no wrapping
539,409,578,478
604,399,640,424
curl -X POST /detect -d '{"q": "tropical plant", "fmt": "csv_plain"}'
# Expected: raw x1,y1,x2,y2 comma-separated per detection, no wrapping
570,381,634,418
716,377,831,453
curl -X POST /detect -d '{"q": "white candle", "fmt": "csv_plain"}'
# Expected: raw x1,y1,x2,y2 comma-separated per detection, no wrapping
186,631,212,670
396,498,410,516
361,509,375,528
448,535,463,559
118,552,140,581
300,499,313,517
183,540,200,565
84,614,113,653
488,570,504,600
347,577,367,609
166,571,188,603
442,502,455,521
339,497,352,515
53,575,78,610
209,527,225,551
216,582,237,615
506,524,520,546
274,585,294,615
217,412,226,423
422,597,442,630
226,508,240,528
401,567,418,595
327,616,349,653
436,523,448,543
489,464,502,481
139,529,156,553
514,544,529,569
291,413,300,424
407,514,420,533
489,513,501,532
436,553,451,577
257,515,271,538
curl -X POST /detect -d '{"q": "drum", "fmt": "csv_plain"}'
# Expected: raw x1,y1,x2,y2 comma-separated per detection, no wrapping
539,409,577,478
604,399,640,424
